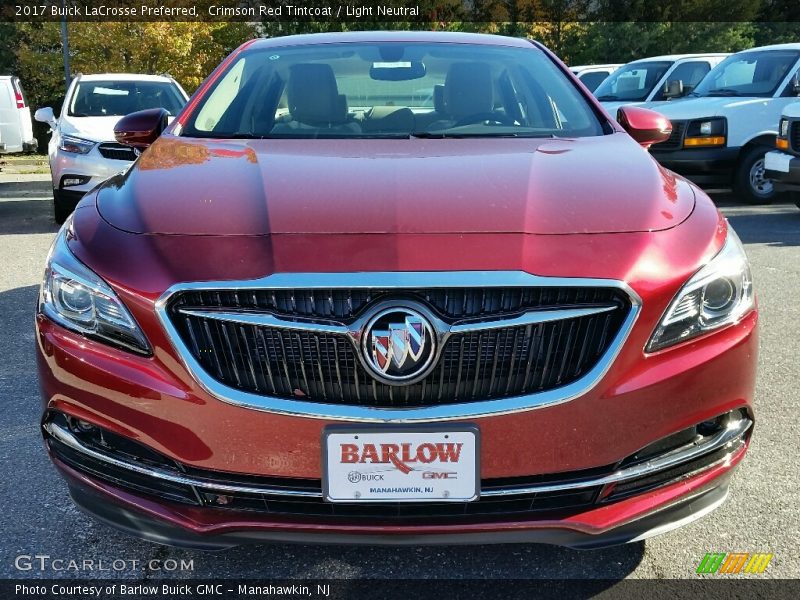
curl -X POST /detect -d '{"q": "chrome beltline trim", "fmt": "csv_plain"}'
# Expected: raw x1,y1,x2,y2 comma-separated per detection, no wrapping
45,416,750,500
154,271,642,422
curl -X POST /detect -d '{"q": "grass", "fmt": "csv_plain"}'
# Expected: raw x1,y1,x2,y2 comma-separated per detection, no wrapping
0,154,50,174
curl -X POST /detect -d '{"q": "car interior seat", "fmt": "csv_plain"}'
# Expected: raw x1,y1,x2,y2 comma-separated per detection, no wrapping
271,64,361,134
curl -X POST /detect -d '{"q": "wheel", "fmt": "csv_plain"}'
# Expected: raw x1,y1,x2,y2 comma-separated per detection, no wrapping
733,145,777,204
53,189,72,225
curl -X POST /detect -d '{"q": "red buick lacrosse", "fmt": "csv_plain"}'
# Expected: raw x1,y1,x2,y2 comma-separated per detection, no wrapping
36,32,757,549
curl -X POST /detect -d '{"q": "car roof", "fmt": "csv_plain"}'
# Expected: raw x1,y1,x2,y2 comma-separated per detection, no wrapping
570,64,622,71
75,73,176,82
626,53,730,64
734,43,800,52
248,31,535,49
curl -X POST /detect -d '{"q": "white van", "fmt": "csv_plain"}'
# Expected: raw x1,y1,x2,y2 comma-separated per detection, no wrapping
0,76,37,153
595,54,729,114
649,44,800,203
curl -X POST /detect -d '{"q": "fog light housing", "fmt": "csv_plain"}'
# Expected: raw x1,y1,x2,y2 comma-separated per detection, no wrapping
60,175,91,188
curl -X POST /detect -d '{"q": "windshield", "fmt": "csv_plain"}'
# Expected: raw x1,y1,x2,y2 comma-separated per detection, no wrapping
69,80,186,117
692,50,800,98
594,61,672,102
181,42,606,139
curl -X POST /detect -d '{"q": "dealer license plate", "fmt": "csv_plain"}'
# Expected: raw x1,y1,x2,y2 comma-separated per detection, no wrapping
322,425,479,502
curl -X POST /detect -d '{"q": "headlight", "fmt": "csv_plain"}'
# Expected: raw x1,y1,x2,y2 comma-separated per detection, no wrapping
647,228,754,352
780,118,789,139
58,135,95,154
683,117,726,148
39,218,151,354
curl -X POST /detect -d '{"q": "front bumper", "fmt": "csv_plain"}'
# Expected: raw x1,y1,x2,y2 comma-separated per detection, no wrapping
50,146,133,194
764,150,800,192
59,458,738,549
43,409,751,548
651,147,739,187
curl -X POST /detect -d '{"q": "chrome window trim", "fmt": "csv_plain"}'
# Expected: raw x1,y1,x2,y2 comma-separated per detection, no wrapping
154,271,642,423
44,415,750,500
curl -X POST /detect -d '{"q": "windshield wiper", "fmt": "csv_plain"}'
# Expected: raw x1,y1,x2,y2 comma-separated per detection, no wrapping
705,88,742,97
409,132,555,139
595,95,619,101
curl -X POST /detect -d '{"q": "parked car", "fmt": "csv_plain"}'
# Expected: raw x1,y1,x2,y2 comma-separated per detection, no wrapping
569,64,621,91
764,101,800,205
595,53,729,114
0,75,37,153
37,32,757,549
649,44,800,203
35,73,189,223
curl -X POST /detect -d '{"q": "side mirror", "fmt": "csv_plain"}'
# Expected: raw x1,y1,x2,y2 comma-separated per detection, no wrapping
34,106,56,128
792,74,800,96
616,106,672,149
663,79,685,99
113,108,168,149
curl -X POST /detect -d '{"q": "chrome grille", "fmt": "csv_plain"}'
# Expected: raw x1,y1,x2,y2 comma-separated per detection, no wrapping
653,120,685,151
98,142,137,161
167,286,630,409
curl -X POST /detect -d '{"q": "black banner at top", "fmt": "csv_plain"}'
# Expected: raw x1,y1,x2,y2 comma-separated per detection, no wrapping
2,0,800,22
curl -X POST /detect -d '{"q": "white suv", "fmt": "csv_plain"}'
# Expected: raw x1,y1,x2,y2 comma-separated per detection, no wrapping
35,73,188,223
648,44,800,203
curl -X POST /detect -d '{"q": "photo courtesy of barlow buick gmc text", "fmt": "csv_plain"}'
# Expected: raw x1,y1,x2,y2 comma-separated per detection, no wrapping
2,1,800,598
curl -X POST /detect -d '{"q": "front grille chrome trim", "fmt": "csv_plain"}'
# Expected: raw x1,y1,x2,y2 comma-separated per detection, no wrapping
179,305,617,337
155,271,641,422
44,415,750,500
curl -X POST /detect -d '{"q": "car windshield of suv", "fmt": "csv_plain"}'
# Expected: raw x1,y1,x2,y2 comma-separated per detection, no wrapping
181,43,607,139
68,81,186,117
594,61,672,102
692,50,800,98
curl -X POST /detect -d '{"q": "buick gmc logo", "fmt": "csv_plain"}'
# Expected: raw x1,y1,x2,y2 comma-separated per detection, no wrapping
361,307,436,383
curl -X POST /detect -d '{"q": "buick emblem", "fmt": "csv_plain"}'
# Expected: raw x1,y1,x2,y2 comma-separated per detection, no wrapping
361,307,436,384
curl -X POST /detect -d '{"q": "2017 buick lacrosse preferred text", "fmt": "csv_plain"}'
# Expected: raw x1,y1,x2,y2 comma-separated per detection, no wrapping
36,32,757,549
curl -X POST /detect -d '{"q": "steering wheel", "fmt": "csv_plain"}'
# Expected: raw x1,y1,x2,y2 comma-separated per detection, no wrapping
453,112,515,127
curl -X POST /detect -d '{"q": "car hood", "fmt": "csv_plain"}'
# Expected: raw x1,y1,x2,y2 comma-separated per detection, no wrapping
646,96,772,120
96,132,696,236
60,115,122,142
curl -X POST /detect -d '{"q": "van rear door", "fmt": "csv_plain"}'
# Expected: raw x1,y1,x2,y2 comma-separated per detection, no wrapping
12,78,35,146
0,78,23,152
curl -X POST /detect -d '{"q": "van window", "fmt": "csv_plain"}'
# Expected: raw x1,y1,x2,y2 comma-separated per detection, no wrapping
652,61,711,100
594,61,672,102
694,50,800,98
578,71,611,92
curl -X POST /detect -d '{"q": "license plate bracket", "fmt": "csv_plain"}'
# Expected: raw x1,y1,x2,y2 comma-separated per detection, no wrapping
322,424,480,503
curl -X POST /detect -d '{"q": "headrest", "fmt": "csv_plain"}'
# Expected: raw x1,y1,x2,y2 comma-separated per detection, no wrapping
444,62,493,119
287,64,348,125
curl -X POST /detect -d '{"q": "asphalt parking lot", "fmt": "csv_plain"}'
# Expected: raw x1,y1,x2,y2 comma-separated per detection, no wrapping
1,177,798,581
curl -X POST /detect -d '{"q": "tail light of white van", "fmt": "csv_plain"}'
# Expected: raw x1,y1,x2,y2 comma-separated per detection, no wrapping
12,79,26,109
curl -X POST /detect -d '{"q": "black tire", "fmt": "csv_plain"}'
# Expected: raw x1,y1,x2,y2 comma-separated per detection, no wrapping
53,189,72,225
733,145,777,204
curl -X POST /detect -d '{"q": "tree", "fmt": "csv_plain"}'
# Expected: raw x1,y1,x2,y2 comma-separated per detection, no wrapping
14,21,257,113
